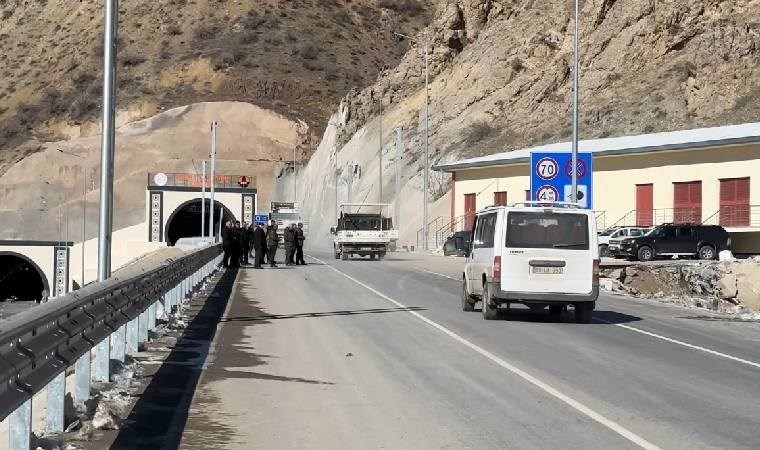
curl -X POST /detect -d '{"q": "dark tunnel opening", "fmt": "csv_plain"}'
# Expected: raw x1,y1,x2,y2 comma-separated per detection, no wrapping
0,254,48,303
165,199,236,246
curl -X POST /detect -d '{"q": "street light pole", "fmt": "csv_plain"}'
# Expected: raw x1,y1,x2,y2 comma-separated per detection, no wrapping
378,95,383,203
210,121,217,241
97,0,118,281
571,0,580,204
201,160,207,238
58,149,88,288
392,30,430,250
423,39,430,251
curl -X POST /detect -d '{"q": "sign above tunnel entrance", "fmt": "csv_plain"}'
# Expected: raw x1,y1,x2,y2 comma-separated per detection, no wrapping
148,172,256,189
530,151,593,209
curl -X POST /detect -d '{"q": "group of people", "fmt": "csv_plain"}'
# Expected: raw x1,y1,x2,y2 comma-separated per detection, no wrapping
221,220,306,269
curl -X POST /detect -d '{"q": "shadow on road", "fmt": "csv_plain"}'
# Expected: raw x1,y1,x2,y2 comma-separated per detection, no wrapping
108,267,239,450
220,306,426,323
473,307,642,324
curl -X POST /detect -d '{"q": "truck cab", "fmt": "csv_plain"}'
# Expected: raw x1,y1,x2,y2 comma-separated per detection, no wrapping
331,204,398,260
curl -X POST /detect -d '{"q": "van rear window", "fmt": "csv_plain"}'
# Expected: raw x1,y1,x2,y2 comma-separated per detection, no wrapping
505,212,589,250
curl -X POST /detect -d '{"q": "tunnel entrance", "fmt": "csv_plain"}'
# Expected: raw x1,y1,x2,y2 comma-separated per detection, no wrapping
165,199,236,246
0,253,49,303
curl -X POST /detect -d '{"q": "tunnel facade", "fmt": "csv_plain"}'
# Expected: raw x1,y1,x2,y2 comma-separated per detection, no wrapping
0,250,52,303
164,199,237,246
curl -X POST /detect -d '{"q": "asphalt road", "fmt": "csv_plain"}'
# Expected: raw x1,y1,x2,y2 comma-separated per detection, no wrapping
176,251,760,450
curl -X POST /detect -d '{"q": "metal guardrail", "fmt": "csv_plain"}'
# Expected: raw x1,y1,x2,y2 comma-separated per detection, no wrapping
0,244,223,448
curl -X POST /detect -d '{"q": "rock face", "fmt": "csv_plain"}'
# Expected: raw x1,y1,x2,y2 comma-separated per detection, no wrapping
337,0,760,163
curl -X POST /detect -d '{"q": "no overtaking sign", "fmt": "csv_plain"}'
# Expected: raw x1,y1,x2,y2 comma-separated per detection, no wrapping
530,151,593,208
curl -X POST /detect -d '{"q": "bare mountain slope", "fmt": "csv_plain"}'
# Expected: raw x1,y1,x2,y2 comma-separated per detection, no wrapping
0,0,432,174
293,0,760,244
338,0,760,162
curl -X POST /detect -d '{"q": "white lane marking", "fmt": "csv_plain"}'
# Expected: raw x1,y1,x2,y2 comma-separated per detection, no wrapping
310,255,662,450
415,268,459,281
597,319,760,370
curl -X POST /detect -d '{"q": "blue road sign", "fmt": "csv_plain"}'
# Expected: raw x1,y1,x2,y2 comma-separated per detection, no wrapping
530,151,593,208
254,214,269,225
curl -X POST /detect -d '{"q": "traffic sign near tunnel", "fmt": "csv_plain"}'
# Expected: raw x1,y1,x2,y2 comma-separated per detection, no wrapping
530,152,593,208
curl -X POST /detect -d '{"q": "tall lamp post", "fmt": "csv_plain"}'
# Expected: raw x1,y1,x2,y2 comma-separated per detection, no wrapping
58,149,88,288
393,30,430,250
571,0,580,203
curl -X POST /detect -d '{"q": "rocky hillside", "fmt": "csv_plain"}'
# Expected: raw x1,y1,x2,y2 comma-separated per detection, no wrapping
339,0,760,162
293,0,760,245
0,0,432,175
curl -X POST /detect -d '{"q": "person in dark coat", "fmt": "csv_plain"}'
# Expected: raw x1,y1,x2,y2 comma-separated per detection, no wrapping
266,223,280,267
283,223,296,266
252,222,266,269
295,222,306,265
221,221,233,268
247,223,256,260
229,221,242,268
240,221,251,265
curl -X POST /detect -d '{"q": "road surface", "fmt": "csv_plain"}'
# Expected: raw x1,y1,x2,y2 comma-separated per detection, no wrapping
139,252,760,449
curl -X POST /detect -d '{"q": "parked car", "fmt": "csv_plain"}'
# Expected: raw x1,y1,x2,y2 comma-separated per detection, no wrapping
603,227,651,257
443,231,472,256
617,223,731,261
462,202,600,323
599,227,652,257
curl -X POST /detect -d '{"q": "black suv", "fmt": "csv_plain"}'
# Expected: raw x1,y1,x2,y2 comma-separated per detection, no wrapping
618,224,730,261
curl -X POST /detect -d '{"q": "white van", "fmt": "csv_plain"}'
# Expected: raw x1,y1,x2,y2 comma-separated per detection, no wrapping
462,202,600,323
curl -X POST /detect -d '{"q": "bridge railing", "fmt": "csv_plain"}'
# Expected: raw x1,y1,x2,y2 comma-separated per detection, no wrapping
0,244,223,449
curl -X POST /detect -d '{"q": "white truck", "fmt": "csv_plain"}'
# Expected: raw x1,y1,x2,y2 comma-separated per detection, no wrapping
330,204,398,260
270,201,308,237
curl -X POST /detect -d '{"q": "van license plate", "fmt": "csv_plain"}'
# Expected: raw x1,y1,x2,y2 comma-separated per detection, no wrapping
533,267,563,275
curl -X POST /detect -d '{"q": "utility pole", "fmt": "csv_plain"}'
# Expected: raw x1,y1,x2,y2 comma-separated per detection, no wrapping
378,96,383,203
57,149,87,287
571,0,580,204
209,121,217,241
423,37,430,250
392,30,430,250
394,127,403,231
97,0,118,281
201,160,207,238
293,145,297,203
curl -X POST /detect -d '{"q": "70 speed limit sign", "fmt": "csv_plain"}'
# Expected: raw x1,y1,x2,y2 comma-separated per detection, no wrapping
535,157,559,180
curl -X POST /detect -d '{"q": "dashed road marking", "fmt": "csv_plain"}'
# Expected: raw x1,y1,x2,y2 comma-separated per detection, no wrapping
310,255,663,450
415,268,459,281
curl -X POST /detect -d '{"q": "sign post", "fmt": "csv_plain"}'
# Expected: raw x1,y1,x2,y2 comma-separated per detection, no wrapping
530,151,593,208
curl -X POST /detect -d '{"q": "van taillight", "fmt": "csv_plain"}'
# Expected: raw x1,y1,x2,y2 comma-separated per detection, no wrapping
593,259,600,282
494,256,502,278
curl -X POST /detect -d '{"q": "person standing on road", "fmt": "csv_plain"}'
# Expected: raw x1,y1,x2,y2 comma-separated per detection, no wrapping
247,222,256,261
252,222,266,269
295,222,306,265
230,221,242,268
266,223,280,267
240,221,251,266
221,221,233,268
284,223,296,266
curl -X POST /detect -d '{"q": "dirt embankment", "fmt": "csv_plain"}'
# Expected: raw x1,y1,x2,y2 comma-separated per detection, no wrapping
602,258,760,315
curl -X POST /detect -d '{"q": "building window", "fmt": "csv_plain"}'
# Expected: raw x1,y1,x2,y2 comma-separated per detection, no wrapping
720,178,750,227
494,191,507,206
673,181,702,224
636,184,653,227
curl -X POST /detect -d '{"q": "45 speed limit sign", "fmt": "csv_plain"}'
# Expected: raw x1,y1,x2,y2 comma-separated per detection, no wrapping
536,185,559,202
535,157,559,180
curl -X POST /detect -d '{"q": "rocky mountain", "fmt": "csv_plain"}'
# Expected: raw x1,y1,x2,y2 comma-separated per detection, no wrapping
0,0,432,175
338,0,760,162
293,0,760,244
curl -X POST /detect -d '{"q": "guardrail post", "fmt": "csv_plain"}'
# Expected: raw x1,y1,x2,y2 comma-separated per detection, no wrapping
112,325,126,362
9,399,31,450
138,310,149,344
148,301,157,331
46,371,65,432
74,351,91,405
93,338,110,382
126,318,139,355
